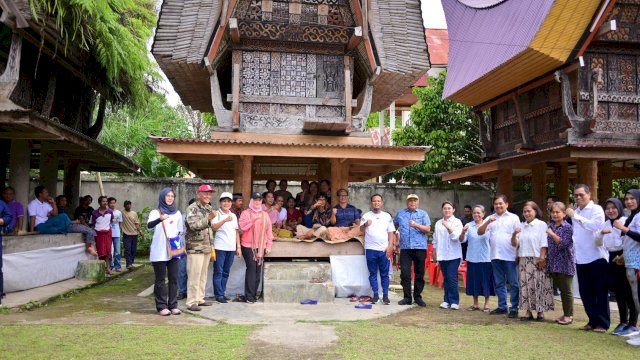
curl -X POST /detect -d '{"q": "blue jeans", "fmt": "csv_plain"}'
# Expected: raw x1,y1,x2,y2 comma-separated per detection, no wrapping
366,249,390,296
110,237,121,269
0,234,3,303
440,259,461,305
492,259,519,312
213,250,236,299
178,255,188,296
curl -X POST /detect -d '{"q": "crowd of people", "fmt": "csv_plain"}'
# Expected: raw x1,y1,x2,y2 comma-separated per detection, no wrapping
1,180,639,348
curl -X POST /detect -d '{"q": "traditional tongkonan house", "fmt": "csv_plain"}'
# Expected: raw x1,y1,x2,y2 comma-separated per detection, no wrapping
151,0,430,301
440,0,640,207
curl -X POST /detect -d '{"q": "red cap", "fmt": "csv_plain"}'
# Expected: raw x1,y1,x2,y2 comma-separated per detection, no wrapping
197,184,216,193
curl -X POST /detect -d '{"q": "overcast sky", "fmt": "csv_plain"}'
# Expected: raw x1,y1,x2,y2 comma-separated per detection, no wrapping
162,0,447,106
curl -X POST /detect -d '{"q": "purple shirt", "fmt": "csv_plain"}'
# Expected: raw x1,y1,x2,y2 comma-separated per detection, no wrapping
5,200,24,233
547,220,576,276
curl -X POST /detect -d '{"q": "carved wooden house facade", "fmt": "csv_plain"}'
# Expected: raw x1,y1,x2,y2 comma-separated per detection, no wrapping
440,0,640,207
152,0,430,202
0,2,139,224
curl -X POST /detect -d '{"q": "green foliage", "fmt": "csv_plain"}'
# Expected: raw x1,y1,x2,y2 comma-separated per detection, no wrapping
99,93,192,177
365,111,401,129
391,71,482,185
612,178,640,199
29,0,158,108
136,206,153,255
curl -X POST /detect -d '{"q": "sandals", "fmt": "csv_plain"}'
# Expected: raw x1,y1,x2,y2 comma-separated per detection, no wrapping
519,315,534,322
557,318,573,325
579,325,593,331
170,308,182,315
350,295,358,302
466,305,480,311
482,307,490,313
593,327,607,333
358,296,372,303
158,309,171,316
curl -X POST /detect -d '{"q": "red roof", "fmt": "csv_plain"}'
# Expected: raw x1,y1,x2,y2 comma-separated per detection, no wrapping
425,28,448,66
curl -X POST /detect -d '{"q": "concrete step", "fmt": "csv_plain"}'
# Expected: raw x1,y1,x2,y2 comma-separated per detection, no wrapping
263,262,331,282
263,280,335,303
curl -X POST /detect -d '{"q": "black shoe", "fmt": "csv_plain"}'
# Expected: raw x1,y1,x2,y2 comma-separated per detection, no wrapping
508,311,518,319
490,308,508,315
398,298,413,306
382,295,390,305
216,297,228,304
224,296,231,301
371,294,380,304
415,298,427,307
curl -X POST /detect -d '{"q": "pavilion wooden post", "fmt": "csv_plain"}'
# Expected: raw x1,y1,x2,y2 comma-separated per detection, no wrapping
555,162,570,205
496,169,513,202
40,143,59,197
318,159,330,183
330,158,350,206
598,160,612,203
234,155,253,204
64,160,81,208
0,140,9,187
531,163,547,218
9,140,30,231
577,159,598,203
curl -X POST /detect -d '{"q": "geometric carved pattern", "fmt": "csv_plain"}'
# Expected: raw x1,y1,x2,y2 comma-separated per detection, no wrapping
237,21,350,43
272,1,289,22
241,52,271,96
594,119,640,132
301,4,318,24
316,55,344,98
327,5,344,26
280,53,308,97
238,0,351,26
248,0,262,20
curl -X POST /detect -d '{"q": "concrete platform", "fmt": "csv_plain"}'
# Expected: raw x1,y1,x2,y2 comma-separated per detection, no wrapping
267,240,363,258
181,292,412,325
3,233,84,254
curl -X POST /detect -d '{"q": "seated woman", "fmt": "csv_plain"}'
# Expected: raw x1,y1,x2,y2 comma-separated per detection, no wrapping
261,192,280,226
297,193,332,240
285,197,302,232
325,189,363,242
301,181,319,228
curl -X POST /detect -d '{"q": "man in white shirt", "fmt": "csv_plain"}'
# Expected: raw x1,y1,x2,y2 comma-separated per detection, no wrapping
211,192,240,304
478,195,520,318
27,185,58,232
566,184,609,332
360,194,395,305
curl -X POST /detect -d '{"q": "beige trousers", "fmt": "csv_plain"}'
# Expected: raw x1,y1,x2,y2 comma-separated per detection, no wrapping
296,225,328,239
186,253,210,306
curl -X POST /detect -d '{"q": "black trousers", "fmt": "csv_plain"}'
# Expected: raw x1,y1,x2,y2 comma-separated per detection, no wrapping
0,234,3,304
152,258,179,311
242,246,263,301
608,251,638,325
123,234,138,267
577,258,610,329
400,249,427,301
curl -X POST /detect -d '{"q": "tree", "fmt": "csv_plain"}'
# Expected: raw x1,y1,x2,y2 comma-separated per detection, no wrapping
99,93,193,177
391,71,482,185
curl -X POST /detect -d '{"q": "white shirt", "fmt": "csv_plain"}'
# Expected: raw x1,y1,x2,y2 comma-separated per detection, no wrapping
279,208,287,223
28,198,53,227
572,201,607,264
515,218,548,257
486,211,520,261
598,217,626,252
432,217,463,261
361,211,395,251
213,210,239,251
148,210,183,262
111,209,122,237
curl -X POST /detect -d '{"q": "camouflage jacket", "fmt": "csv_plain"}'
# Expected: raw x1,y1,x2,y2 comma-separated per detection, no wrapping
184,201,214,254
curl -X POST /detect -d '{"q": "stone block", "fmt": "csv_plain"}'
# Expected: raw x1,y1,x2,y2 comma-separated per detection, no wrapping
263,262,331,281
263,280,335,303
75,260,106,282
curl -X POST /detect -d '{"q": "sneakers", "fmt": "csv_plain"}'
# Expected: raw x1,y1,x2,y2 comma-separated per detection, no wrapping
199,301,213,306
216,297,228,304
627,335,640,346
382,295,390,305
371,294,380,304
415,298,427,307
619,326,640,337
187,304,201,311
439,302,450,309
612,323,628,336
398,298,412,306
450,304,460,310
170,308,182,315
490,308,508,315
158,309,171,316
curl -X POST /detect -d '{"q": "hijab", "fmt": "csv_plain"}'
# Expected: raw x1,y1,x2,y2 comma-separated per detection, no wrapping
604,198,624,225
624,189,640,227
250,199,263,212
158,187,178,215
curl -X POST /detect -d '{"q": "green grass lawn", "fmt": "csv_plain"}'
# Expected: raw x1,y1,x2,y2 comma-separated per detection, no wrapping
0,324,252,360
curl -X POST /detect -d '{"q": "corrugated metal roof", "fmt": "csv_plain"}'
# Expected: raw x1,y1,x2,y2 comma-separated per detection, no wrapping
150,136,429,151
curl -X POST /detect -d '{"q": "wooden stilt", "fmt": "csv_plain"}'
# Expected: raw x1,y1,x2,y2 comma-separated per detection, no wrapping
330,158,341,206
555,162,570,206
64,160,81,208
531,163,547,220
577,159,598,203
496,169,513,202
234,155,253,203
40,143,59,197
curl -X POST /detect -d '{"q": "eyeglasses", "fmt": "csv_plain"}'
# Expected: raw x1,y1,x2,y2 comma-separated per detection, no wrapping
573,193,587,197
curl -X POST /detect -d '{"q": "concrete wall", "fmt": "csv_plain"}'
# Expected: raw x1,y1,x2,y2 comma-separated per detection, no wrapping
29,177,495,220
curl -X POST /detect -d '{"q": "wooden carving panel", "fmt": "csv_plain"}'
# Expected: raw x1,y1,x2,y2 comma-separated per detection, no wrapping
236,0,353,26
241,52,271,96
316,55,344,98
599,2,640,43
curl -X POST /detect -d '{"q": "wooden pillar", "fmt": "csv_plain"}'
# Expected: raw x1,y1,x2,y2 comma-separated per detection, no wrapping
231,50,241,130
577,159,598,203
0,140,9,187
234,155,253,204
531,163,547,219
555,162,570,205
330,158,341,206
9,140,30,231
340,160,350,195
39,143,59,197
63,160,81,208
496,169,513,202
598,160,613,203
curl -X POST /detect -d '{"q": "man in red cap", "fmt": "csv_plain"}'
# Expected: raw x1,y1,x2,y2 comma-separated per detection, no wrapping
184,184,217,311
